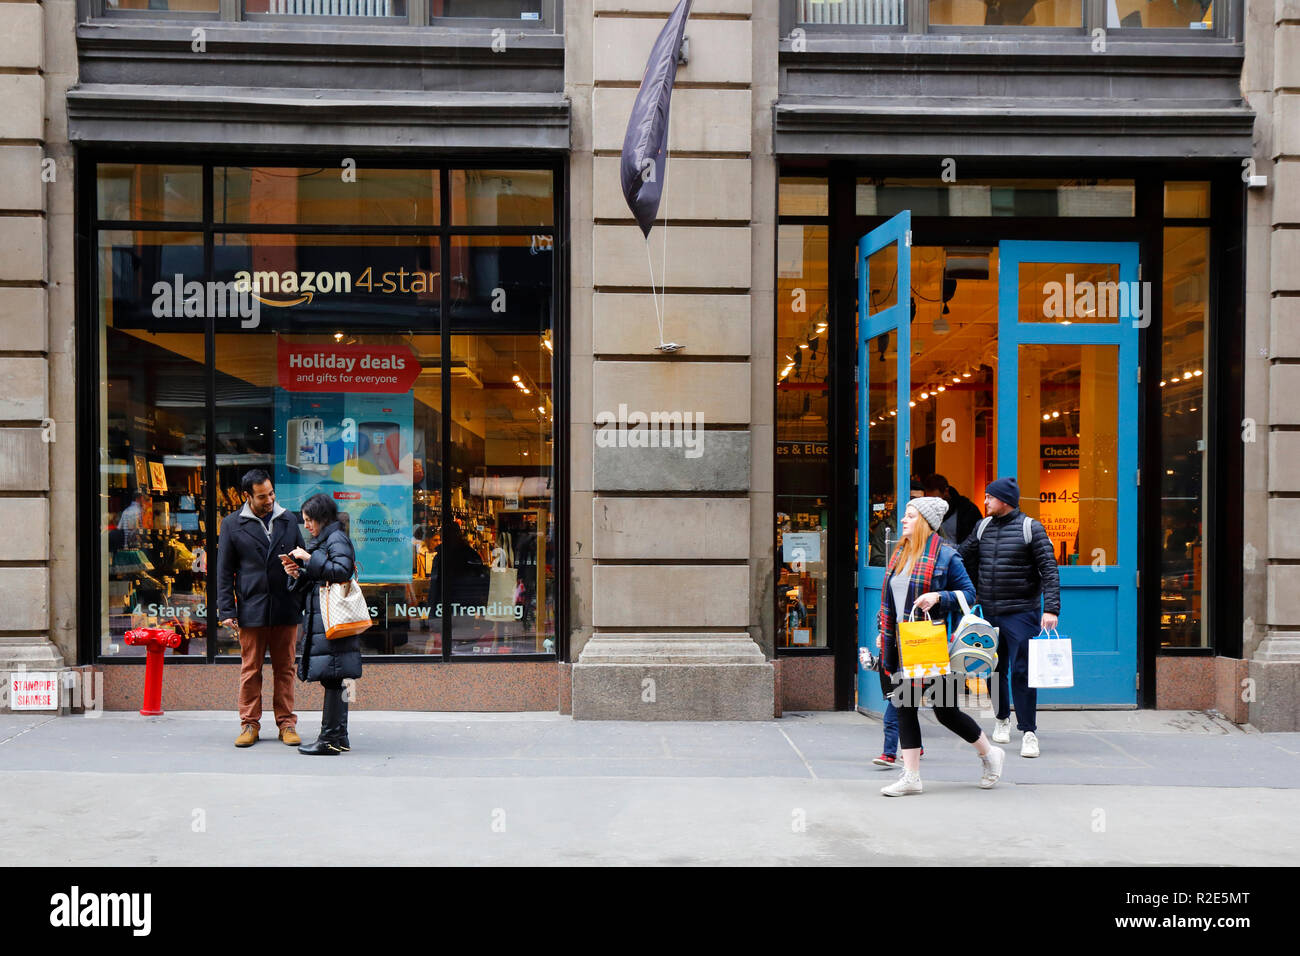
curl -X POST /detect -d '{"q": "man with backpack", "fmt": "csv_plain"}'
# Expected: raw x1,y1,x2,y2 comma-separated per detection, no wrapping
957,477,1060,758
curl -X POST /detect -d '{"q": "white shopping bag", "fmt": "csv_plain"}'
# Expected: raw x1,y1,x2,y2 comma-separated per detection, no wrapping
1028,629,1074,688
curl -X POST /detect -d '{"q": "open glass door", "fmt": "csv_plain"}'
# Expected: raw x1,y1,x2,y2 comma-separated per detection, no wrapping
998,241,1140,705
857,211,911,714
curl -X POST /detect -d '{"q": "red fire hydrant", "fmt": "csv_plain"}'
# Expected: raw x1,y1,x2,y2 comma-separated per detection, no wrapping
123,627,183,716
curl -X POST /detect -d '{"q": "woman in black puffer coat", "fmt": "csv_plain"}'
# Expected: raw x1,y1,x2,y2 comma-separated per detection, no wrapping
282,492,362,756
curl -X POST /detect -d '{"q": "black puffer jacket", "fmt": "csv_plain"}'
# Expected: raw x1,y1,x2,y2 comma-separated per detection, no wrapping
290,522,364,683
957,509,1061,616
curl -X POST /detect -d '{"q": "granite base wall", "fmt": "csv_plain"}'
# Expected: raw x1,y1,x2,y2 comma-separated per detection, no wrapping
1155,656,1250,723
777,655,835,712
101,661,561,713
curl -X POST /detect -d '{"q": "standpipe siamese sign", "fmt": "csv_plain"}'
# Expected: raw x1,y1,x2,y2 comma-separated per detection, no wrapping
275,339,416,583
9,673,59,710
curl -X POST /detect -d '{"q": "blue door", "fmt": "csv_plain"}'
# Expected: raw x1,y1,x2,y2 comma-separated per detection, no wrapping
857,227,1141,711
856,212,911,715
997,241,1140,705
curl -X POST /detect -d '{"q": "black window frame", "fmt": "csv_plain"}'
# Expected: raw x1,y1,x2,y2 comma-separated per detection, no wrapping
77,152,569,668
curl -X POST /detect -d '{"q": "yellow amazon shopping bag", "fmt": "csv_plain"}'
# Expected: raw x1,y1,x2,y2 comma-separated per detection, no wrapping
897,610,951,679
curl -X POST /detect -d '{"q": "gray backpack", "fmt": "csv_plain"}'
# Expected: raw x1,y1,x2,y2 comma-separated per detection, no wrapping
976,515,1033,544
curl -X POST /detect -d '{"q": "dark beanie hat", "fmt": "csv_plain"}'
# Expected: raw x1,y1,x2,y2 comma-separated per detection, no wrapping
986,476,1020,508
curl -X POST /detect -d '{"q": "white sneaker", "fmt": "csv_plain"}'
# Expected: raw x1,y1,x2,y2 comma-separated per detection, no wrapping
979,746,1005,789
880,770,923,797
1021,731,1040,758
992,718,1011,744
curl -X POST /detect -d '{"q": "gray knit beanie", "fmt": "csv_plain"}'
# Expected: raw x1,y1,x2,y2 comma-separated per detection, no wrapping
910,496,949,533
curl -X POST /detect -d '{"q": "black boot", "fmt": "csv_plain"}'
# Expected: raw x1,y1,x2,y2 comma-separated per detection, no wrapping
334,688,351,752
299,685,342,756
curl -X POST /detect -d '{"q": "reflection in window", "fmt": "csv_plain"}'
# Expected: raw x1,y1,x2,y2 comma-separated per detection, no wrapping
1017,344,1119,566
1019,261,1127,325
104,0,220,11
215,168,439,227
97,165,203,222
777,226,830,647
929,0,1082,26
1160,226,1209,647
779,177,829,217
435,0,543,17
858,179,1134,218
451,169,554,227
244,0,406,16
1108,0,1212,28
796,0,904,25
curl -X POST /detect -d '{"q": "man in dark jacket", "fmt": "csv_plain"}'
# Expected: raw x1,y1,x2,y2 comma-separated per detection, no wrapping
216,469,306,748
923,474,983,544
957,476,1060,758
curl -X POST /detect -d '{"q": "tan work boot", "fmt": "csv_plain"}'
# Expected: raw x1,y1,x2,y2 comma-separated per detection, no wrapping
235,723,259,747
278,725,302,746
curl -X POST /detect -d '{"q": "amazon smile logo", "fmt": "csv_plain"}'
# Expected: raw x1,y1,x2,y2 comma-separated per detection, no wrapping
233,269,352,306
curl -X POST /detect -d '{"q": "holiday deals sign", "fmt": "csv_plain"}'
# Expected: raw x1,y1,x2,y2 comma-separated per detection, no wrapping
277,342,421,393
275,340,416,582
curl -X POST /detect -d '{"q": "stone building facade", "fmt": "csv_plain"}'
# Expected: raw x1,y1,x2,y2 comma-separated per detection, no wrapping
0,0,1295,730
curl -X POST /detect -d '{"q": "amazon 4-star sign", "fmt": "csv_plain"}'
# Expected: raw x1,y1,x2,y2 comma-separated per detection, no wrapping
278,342,422,393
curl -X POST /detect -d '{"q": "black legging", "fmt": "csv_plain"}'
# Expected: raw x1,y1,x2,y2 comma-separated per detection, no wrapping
880,670,982,750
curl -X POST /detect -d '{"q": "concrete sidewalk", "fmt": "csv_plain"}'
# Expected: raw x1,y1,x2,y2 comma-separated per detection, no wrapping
2,709,1298,866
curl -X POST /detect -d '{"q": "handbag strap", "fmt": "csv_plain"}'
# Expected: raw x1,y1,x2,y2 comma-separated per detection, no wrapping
955,591,972,617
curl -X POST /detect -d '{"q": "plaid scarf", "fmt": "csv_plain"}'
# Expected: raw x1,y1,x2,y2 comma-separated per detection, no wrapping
877,532,943,674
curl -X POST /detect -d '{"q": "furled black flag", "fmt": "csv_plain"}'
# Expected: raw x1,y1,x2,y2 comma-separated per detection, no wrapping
619,0,692,238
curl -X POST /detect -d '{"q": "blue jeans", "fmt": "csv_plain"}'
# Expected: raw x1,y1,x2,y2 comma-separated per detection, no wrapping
882,700,899,757
989,608,1041,733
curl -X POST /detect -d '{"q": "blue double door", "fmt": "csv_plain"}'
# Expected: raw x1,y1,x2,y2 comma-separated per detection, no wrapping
857,211,1139,711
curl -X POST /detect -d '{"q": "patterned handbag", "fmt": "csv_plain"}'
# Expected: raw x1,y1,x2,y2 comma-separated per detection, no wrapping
320,574,372,641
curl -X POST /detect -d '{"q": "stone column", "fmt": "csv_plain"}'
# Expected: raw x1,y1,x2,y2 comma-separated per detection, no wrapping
569,0,773,719
1253,0,1300,730
0,0,67,711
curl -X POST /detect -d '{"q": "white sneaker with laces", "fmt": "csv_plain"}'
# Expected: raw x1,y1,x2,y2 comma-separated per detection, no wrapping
880,770,923,797
1021,731,1040,758
992,719,1011,744
979,746,1005,789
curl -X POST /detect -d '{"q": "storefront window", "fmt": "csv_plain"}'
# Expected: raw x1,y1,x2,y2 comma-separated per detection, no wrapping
777,225,830,648
93,162,559,662
446,335,555,654
928,0,1081,26
1160,225,1209,647
99,230,209,657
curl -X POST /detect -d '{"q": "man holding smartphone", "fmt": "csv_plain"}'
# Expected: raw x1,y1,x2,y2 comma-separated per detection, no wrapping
217,469,307,747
